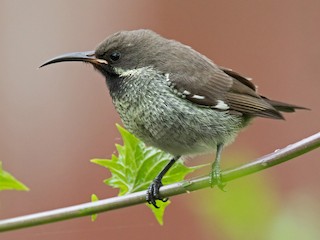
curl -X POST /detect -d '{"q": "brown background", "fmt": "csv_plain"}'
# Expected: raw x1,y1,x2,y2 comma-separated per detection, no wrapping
1,1,319,239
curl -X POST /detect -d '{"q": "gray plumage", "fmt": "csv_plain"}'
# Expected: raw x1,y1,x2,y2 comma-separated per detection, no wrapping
40,29,306,208
111,66,249,156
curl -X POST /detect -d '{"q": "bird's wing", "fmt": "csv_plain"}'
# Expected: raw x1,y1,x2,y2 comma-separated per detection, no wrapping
169,65,283,119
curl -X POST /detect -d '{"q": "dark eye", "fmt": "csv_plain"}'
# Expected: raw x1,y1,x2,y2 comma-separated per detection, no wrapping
109,51,121,62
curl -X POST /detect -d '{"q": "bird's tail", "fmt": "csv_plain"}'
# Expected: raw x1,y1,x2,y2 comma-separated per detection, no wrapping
262,96,309,113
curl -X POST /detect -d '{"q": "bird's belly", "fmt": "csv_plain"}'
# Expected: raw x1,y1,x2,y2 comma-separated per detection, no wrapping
114,96,246,156
144,112,243,155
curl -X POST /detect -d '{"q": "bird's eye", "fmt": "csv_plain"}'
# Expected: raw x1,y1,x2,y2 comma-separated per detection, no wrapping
109,51,121,62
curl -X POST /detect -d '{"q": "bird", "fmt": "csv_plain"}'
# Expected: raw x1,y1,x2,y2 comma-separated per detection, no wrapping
40,29,306,208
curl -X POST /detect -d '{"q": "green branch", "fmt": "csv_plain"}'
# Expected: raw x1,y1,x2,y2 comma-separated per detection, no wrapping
0,132,319,232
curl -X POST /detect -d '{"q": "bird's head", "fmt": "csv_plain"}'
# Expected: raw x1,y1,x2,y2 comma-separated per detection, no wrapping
40,30,174,85
40,29,217,100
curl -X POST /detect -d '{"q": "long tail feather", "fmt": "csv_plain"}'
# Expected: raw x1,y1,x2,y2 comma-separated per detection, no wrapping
262,96,309,113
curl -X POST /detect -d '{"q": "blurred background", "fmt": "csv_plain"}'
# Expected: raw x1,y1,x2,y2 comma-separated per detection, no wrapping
1,0,319,239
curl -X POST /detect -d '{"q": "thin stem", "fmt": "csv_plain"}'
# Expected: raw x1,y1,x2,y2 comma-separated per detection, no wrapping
0,132,319,232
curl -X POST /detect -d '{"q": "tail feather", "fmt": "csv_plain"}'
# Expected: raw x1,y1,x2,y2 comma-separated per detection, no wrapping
262,96,309,113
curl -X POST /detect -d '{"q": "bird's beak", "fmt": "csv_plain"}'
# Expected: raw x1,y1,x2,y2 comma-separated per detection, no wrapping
39,51,108,68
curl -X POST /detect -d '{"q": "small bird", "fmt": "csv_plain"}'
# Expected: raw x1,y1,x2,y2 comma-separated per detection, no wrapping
40,29,306,208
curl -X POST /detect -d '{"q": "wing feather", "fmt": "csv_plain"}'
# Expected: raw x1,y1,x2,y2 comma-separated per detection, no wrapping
153,38,285,119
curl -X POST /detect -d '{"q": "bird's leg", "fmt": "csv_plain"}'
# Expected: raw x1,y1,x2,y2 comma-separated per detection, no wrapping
146,156,180,208
210,143,226,190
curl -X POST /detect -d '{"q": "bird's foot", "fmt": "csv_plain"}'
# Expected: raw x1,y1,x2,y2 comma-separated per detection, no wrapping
209,167,226,191
146,179,168,208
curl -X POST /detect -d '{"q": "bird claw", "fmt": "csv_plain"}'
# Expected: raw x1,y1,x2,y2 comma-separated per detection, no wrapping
209,168,226,191
146,179,168,208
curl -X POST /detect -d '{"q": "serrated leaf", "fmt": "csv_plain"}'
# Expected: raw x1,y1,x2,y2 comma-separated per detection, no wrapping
91,124,204,225
0,162,29,191
146,200,171,225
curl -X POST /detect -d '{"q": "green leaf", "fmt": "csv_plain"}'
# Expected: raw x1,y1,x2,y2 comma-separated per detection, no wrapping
0,161,29,191
91,194,99,221
91,124,203,224
146,201,171,225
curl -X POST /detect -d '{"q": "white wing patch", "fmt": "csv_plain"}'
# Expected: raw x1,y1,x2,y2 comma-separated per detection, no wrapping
213,100,229,110
182,90,191,95
191,94,206,100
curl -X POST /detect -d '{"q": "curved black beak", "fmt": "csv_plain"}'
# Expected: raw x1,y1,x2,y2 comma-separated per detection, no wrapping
39,51,108,68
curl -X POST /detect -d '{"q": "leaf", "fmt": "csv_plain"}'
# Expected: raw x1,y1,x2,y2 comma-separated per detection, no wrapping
146,201,171,225
91,194,99,222
91,124,203,224
0,161,29,191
